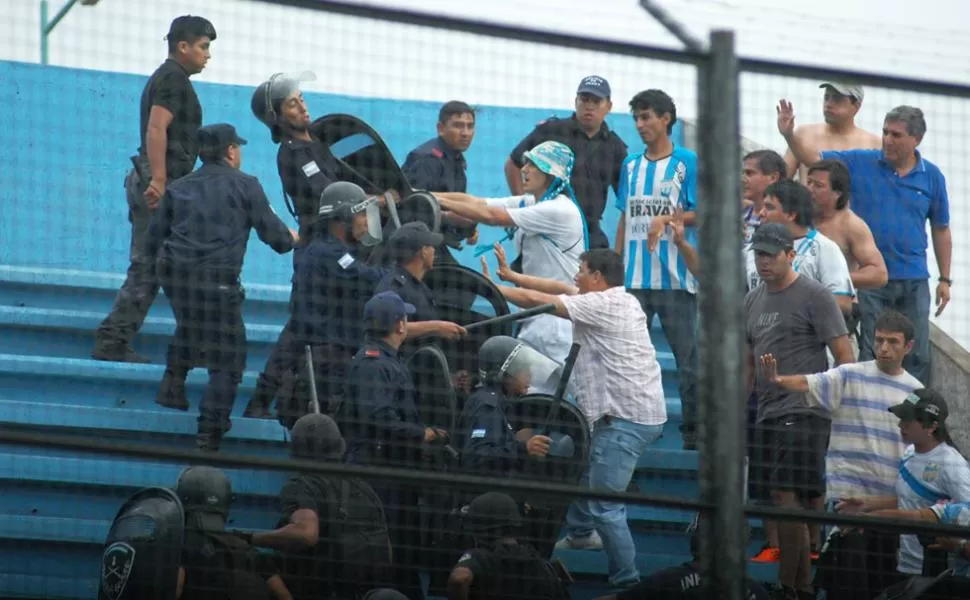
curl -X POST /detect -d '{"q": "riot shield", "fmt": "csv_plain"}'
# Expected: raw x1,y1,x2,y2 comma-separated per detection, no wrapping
99,487,185,600
506,393,590,558
423,265,512,378
310,113,412,197
406,344,458,434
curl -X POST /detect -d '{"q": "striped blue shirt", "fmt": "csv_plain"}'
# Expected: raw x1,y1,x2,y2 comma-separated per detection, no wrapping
804,361,921,500
616,145,698,292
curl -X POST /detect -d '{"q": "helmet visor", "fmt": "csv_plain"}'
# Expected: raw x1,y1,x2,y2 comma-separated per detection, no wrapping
353,197,384,247
264,70,316,120
501,342,563,396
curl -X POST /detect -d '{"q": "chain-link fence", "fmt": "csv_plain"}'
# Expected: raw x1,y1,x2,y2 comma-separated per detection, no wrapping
1,1,970,599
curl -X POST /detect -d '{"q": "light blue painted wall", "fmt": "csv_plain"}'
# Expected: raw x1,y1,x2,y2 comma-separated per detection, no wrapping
0,60,682,286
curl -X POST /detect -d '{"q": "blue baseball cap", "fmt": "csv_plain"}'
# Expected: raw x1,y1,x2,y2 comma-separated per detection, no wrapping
577,75,611,99
364,291,416,329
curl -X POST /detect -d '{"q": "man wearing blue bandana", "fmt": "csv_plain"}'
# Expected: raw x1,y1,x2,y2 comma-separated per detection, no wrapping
435,141,588,368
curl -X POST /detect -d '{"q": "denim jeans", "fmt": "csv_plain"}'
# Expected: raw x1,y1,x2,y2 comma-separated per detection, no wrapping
630,289,698,435
857,279,931,384
564,417,664,586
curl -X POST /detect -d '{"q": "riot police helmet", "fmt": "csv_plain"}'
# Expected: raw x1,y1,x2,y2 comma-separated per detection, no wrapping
175,466,232,531
251,71,316,133
463,492,522,535
478,335,563,393
291,413,346,461
315,181,383,246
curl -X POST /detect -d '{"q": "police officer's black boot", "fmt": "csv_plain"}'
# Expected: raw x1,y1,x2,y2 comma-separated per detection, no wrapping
196,431,222,452
156,369,189,411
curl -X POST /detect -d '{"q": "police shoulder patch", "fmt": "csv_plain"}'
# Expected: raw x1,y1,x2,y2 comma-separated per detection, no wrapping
365,349,381,358
458,553,473,563
101,541,136,600
471,428,487,439
338,253,355,269
431,147,444,158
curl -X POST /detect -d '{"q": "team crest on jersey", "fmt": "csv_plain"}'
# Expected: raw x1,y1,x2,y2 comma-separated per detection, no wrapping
923,463,940,482
101,542,136,600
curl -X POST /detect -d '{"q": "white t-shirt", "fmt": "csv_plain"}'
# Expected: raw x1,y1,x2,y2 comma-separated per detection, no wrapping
486,194,585,363
745,228,855,298
803,361,921,500
560,286,667,427
895,443,970,574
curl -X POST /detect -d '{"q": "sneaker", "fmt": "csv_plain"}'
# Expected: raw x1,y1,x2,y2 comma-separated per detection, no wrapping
751,544,781,563
155,371,188,411
92,343,150,364
554,531,603,551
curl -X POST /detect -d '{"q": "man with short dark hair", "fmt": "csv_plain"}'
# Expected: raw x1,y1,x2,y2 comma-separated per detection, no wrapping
402,101,480,266
504,76,628,249
751,179,854,315
805,159,887,291
93,15,217,364
615,88,699,449
147,124,296,451
760,309,920,598
741,149,786,246
481,247,666,588
744,222,854,600
780,103,952,384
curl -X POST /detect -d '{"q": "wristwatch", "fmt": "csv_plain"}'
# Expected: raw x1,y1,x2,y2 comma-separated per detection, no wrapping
939,277,953,285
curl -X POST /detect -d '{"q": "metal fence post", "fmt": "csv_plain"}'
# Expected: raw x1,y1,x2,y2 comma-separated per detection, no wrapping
696,29,746,600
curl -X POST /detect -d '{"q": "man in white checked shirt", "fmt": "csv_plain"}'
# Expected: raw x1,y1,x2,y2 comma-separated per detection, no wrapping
481,246,666,589
614,89,699,450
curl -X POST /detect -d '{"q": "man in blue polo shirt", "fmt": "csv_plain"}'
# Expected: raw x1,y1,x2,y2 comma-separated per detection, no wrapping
778,102,951,384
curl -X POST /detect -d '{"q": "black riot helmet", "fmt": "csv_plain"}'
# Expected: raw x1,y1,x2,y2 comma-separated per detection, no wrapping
175,466,232,531
251,71,316,144
313,181,383,247
463,492,522,538
291,413,346,461
478,335,563,392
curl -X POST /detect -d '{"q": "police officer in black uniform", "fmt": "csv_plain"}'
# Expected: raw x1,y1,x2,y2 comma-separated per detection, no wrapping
503,76,628,250
376,222,467,343
147,123,296,451
248,413,392,600
402,101,479,266
343,291,450,600
457,336,552,478
447,492,570,600
175,466,290,600
246,181,388,426
94,15,217,364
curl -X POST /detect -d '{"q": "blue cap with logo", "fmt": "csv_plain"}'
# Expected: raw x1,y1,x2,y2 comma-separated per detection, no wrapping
577,75,611,99
198,123,247,160
364,291,416,329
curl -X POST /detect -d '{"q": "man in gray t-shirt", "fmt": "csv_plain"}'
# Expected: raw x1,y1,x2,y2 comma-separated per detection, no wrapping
743,222,854,600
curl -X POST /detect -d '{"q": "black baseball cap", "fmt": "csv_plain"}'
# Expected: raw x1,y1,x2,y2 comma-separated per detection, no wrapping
364,291,416,329
750,222,794,254
167,15,217,43
889,388,949,422
577,75,611,99
388,222,444,261
198,124,247,159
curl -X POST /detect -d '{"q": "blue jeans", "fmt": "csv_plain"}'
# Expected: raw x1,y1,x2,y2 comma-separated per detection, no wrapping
630,290,698,436
564,417,664,586
858,279,931,384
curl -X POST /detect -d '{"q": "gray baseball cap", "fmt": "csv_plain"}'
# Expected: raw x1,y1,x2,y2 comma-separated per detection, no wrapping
820,82,864,102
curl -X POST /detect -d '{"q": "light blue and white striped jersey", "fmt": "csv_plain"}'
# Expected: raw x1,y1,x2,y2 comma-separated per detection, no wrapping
616,145,698,292
803,361,920,500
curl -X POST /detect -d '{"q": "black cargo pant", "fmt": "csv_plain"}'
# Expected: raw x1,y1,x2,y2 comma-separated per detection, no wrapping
158,263,246,436
95,168,161,349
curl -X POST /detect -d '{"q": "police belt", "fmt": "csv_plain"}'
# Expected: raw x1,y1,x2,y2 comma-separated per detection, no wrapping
156,259,241,287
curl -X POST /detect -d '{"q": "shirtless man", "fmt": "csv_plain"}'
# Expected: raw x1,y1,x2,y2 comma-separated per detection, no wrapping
783,83,881,182
805,159,888,291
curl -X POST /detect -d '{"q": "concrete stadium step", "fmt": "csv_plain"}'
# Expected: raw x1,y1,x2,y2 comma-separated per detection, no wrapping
0,354,687,426
0,303,684,395
0,399,289,453
0,265,291,327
